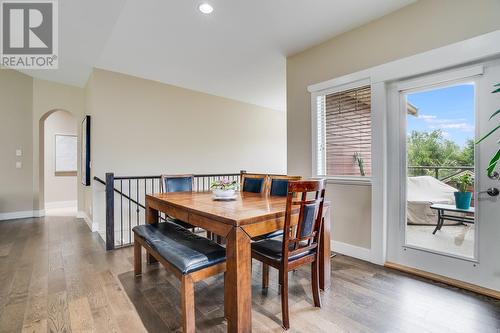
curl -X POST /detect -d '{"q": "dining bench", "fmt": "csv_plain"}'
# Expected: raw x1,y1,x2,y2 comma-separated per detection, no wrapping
133,221,226,333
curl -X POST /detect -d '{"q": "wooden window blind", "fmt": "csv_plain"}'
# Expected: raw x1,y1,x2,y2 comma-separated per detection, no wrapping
316,85,372,177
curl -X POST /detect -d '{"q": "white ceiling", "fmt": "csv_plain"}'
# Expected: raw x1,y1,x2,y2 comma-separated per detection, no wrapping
22,0,415,111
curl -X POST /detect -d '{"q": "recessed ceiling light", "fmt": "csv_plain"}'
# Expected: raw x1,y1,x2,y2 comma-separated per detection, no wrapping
198,3,213,14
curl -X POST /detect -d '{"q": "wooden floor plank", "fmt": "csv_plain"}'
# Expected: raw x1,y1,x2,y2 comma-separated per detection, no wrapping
47,291,71,333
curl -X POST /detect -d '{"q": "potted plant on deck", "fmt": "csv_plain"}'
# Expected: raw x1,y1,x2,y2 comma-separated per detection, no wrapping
451,173,474,210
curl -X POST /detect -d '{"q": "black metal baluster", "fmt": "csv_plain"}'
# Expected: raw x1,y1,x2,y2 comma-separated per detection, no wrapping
120,180,123,247
105,173,115,250
129,179,131,244
144,178,147,224
136,179,139,226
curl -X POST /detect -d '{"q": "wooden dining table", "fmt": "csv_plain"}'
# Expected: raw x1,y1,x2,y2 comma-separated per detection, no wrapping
145,191,331,333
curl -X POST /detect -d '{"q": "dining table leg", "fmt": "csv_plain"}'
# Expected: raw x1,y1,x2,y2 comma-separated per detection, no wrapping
225,227,252,333
145,201,159,264
319,206,331,290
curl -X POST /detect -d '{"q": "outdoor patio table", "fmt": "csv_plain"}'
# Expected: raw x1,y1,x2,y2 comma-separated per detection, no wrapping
430,203,475,235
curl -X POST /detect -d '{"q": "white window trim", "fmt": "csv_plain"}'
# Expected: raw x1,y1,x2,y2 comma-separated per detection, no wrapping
311,78,372,184
396,65,483,92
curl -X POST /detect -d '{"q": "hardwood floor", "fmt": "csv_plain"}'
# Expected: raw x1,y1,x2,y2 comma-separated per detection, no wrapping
0,216,498,333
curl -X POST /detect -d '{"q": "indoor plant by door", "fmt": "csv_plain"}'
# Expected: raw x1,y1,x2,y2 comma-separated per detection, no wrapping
452,173,474,210
475,83,500,178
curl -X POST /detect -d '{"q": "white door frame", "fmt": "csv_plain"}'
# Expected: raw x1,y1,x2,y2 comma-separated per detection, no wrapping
308,30,500,266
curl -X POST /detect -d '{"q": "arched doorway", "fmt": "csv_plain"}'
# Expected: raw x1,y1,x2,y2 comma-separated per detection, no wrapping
39,109,78,216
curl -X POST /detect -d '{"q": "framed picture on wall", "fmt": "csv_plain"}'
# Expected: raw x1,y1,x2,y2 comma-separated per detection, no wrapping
55,134,77,176
81,115,91,186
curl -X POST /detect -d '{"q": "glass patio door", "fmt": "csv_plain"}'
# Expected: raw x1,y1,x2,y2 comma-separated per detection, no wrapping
403,81,477,259
386,61,500,292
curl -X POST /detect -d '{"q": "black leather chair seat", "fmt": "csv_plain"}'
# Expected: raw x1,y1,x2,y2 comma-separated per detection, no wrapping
133,222,226,274
251,238,311,262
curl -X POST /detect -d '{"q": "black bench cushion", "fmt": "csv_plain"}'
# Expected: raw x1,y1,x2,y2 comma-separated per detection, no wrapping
133,222,226,274
251,238,312,262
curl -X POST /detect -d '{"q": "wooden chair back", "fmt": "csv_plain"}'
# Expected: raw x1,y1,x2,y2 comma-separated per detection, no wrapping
282,179,326,264
268,175,302,197
240,172,268,193
160,174,194,193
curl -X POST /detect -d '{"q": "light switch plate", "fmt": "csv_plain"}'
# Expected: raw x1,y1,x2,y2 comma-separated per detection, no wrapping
16,161,22,169
16,149,22,156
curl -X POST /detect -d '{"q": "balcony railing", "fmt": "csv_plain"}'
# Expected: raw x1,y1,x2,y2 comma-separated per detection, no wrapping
94,171,244,250
408,166,474,181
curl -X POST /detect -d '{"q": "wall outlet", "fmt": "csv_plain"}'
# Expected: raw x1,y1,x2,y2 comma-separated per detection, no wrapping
16,161,22,169
16,149,22,156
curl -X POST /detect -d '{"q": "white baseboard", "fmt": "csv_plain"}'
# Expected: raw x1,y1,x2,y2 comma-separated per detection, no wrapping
77,211,97,232
45,200,77,209
0,209,46,221
331,240,373,262
33,209,45,217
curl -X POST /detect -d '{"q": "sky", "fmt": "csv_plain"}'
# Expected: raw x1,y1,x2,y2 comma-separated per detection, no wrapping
406,83,475,147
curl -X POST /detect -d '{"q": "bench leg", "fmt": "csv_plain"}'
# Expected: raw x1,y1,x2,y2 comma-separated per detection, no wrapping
134,236,142,276
181,275,195,333
262,263,269,289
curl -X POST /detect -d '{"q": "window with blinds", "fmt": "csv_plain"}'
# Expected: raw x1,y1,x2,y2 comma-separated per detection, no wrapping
315,85,372,177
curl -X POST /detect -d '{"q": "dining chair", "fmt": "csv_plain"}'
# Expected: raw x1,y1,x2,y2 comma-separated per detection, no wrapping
268,175,302,197
240,171,268,193
251,179,326,330
160,174,196,230
254,175,302,241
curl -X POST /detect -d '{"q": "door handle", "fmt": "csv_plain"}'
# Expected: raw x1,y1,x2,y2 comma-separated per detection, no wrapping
478,187,499,196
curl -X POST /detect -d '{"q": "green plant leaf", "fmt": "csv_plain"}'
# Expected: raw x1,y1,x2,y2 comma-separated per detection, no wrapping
486,148,500,177
490,109,500,120
495,83,500,86
475,124,500,144
493,88,500,93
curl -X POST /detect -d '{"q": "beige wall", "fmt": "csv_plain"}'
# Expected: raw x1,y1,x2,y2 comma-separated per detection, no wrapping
0,70,34,214
32,78,85,212
86,68,287,234
0,70,85,218
43,110,78,205
286,0,500,249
